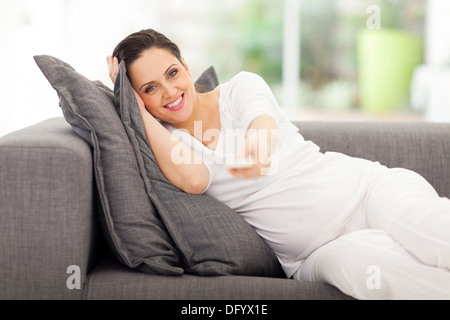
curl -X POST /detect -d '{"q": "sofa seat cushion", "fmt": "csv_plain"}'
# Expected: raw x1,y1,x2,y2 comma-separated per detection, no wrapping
83,253,352,300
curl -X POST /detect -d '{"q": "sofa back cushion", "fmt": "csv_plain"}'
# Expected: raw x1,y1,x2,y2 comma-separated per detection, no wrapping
34,55,184,275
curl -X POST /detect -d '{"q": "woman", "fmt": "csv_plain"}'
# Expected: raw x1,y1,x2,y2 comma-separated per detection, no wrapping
107,29,450,299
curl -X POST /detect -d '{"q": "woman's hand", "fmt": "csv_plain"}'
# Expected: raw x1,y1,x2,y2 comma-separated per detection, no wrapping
227,130,272,179
228,115,278,179
106,56,119,84
106,55,146,112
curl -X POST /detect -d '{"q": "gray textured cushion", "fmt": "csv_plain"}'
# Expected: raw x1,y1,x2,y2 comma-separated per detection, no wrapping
34,55,184,276
114,61,285,277
194,66,219,93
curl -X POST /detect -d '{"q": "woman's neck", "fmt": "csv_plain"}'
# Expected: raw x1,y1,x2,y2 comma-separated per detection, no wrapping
173,88,221,149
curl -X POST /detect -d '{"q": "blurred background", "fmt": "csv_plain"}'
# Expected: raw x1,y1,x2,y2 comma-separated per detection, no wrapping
1,0,449,138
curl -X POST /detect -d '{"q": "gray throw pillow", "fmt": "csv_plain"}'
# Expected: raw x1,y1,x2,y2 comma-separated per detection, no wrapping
34,55,184,276
114,61,285,277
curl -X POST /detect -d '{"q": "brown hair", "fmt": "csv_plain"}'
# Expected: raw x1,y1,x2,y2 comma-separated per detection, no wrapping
113,28,207,92
112,29,184,71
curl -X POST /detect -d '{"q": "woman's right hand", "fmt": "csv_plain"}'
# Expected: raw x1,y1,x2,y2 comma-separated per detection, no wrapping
106,56,119,84
106,55,147,112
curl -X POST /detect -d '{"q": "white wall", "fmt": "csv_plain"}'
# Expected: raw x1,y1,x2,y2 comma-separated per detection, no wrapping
0,0,233,137
425,0,450,65
282,0,301,118
411,0,450,122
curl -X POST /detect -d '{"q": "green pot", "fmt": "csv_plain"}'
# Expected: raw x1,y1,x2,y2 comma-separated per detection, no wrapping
357,29,423,112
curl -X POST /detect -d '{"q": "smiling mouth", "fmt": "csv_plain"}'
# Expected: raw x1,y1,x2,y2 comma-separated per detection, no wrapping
164,94,185,110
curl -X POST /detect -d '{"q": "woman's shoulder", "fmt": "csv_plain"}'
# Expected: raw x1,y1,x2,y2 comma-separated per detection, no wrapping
223,71,266,86
220,71,269,97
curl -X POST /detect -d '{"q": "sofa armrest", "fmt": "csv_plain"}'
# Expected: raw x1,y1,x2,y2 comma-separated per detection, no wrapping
294,121,450,199
0,118,99,299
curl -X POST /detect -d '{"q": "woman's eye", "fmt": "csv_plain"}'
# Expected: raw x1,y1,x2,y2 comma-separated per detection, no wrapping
168,69,178,78
145,86,156,94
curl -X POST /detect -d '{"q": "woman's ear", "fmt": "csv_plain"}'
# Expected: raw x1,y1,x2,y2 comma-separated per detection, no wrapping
181,56,191,78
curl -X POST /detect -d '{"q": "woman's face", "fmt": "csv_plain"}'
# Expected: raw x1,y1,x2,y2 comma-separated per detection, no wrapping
128,48,197,124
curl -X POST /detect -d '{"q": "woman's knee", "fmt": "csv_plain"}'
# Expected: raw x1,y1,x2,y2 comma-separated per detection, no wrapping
294,229,450,299
296,230,400,298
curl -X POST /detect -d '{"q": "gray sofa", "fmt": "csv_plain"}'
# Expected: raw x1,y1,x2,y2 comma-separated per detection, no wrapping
1,117,449,300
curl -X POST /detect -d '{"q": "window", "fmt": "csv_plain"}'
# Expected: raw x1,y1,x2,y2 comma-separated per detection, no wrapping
0,0,432,137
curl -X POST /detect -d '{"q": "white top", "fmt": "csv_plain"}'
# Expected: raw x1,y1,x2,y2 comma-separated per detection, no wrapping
164,72,375,277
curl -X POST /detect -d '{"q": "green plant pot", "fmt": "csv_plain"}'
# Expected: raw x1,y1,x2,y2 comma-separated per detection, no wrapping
357,29,423,112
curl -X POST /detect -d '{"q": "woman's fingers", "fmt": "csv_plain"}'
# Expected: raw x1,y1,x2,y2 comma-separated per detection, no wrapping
227,159,271,179
106,56,119,84
106,56,147,113
228,166,258,179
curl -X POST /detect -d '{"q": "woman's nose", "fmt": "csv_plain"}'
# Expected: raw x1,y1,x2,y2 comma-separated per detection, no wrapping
163,85,177,100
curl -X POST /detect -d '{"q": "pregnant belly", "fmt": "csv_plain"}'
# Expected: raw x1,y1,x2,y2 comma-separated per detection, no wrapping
235,153,380,261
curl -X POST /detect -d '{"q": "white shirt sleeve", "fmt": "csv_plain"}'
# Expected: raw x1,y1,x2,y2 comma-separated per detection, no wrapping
227,72,282,131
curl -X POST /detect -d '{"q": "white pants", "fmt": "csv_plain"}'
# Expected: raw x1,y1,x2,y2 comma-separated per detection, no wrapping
293,166,450,299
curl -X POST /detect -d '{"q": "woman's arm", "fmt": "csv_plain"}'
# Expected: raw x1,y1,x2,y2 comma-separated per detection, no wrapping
107,56,210,194
228,114,279,179
139,107,210,194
